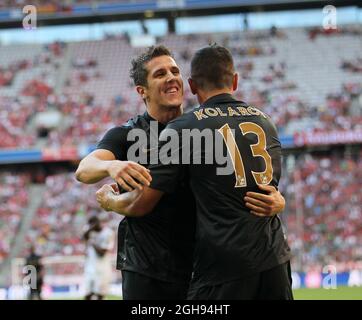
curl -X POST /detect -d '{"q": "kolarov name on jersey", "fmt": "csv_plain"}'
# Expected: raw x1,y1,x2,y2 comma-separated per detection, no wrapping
193,105,267,120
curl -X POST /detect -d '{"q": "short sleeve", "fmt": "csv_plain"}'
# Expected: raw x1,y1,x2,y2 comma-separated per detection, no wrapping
149,162,185,194
96,126,130,160
149,124,187,194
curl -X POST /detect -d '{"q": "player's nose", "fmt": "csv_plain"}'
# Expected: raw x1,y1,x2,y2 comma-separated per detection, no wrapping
165,70,178,82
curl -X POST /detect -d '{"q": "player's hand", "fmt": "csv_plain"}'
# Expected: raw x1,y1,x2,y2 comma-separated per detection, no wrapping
244,184,285,217
110,183,119,193
96,184,142,213
107,160,151,192
96,184,116,211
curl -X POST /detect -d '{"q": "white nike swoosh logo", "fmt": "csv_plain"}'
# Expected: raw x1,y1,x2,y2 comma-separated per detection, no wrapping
141,147,158,153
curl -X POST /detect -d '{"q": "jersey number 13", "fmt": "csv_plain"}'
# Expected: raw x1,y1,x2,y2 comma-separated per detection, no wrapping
218,122,273,187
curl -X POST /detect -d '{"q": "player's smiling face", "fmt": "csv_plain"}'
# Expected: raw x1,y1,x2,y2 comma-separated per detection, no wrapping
143,55,183,110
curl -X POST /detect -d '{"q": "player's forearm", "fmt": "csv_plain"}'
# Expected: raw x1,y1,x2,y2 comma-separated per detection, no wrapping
275,192,285,214
76,156,112,184
107,192,146,217
244,185,286,216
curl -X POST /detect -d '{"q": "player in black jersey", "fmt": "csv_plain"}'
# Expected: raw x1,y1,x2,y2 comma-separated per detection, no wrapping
78,45,287,299
76,46,194,299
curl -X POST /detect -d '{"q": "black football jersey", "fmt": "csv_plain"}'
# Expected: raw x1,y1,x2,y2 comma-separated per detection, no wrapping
150,94,291,287
97,112,195,283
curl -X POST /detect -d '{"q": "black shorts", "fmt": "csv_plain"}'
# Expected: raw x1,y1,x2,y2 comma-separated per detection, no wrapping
122,270,190,300
188,261,293,300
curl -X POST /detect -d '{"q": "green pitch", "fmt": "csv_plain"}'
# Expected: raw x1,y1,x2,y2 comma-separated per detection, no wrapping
53,286,362,300
293,286,362,300
107,287,362,300
103,287,362,300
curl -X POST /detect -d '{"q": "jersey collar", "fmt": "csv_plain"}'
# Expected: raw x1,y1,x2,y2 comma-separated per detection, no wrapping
201,93,243,108
144,111,155,122
143,111,166,130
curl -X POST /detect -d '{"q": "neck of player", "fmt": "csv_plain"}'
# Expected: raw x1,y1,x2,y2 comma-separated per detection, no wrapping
197,88,234,105
147,105,182,125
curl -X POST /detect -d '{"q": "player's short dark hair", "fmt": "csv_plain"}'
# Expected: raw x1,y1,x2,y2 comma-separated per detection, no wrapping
88,216,99,224
190,44,235,90
130,45,173,87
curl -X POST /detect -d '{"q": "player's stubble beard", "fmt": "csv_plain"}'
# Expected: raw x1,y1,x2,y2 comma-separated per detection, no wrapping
147,92,183,124
149,102,182,125
161,83,184,121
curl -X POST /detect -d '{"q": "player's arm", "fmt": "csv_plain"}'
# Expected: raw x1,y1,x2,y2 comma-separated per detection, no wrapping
244,184,285,217
75,149,151,191
96,123,185,216
96,184,163,217
75,149,115,184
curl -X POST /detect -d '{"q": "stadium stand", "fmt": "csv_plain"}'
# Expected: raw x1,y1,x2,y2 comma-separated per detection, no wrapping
2,151,360,274
0,173,30,264
0,26,361,149
281,152,362,272
23,173,120,258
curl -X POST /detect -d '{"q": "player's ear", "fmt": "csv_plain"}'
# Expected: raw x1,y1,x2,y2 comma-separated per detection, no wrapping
232,73,238,91
188,78,197,95
136,85,147,100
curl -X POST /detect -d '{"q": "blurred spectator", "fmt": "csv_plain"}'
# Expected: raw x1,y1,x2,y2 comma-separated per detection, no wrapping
82,215,114,300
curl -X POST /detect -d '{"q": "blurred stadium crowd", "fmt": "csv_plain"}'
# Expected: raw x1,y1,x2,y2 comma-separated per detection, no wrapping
1,26,362,149
2,153,361,273
0,24,361,279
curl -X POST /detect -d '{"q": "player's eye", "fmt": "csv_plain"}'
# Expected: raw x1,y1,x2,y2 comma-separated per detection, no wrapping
155,71,165,78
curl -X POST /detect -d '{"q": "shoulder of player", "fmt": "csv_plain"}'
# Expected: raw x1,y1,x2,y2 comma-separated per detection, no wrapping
97,126,130,147
166,111,195,130
103,115,143,136
122,114,146,129
103,125,128,135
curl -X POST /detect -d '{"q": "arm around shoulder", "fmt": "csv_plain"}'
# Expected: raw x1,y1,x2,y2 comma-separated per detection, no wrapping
96,185,164,217
75,149,116,184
